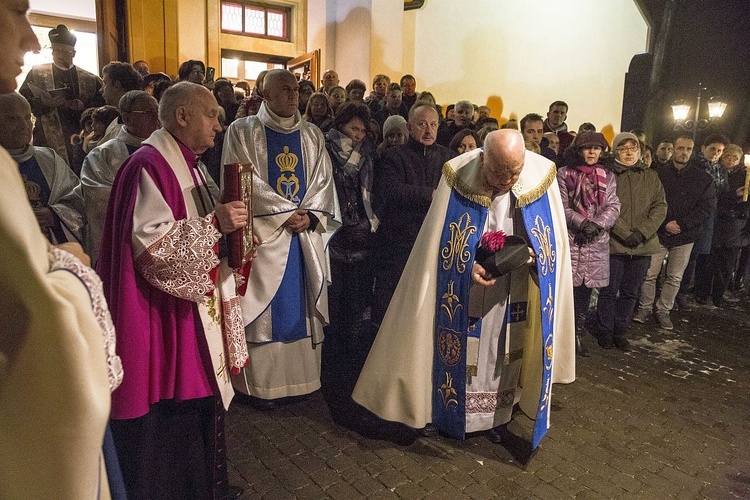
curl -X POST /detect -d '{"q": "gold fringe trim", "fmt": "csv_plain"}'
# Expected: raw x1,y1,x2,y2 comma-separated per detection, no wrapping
442,163,492,208
515,164,557,208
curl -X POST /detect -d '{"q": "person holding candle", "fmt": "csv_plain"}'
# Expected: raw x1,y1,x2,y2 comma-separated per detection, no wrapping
693,144,750,306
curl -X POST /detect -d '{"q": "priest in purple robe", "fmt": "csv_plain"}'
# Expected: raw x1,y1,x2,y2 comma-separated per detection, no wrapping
97,82,248,500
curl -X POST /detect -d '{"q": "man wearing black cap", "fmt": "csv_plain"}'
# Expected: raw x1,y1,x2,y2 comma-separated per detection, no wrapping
19,24,104,168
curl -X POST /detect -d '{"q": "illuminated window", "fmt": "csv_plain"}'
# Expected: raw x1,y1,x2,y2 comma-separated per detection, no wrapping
220,2,290,41
220,49,284,82
221,58,240,79
221,3,243,32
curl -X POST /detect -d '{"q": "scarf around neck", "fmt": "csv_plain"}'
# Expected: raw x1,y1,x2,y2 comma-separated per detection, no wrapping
564,164,607,217
326,127,379,231
327,128,364,177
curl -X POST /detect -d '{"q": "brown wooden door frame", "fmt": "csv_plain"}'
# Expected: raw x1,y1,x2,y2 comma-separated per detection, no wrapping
96,0,129,68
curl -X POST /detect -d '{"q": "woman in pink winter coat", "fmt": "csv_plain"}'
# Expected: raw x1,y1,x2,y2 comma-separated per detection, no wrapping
557,132,621,357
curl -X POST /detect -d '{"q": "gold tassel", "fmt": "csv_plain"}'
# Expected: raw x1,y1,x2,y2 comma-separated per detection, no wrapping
515,164,557,208
442,163,492,208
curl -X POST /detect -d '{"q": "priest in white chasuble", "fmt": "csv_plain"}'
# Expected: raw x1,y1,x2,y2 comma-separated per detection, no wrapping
0,92,85,245
222,69,336,404
353,130,575,449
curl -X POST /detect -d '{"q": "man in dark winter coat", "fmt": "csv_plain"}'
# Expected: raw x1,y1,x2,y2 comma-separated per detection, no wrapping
372,102,454,324
633,135,716,330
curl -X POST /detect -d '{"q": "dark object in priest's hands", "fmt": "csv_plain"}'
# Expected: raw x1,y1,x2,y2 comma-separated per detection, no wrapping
475,231,530,278
222,163,254,269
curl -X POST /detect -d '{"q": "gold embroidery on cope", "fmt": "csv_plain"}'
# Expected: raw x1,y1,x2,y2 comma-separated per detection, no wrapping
530,215,556,276
438,372,459,408
543,282,554,327
206,295,221,325
441,280,462,323
544,332,554,370
437,328,461,366
216,353,229,384
275,146,300,201
441,212,476,273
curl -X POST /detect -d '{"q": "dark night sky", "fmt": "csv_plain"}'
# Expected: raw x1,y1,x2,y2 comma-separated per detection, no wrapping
640,0,750,146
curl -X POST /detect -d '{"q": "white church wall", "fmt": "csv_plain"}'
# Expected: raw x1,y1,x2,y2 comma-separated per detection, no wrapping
407,0,648,132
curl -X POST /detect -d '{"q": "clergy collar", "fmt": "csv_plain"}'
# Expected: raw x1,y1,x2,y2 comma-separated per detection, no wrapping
118,126,148,146
257,102,302,133
165,131,200,166
52,63,76,72
8,144,34,162
269,108,296,128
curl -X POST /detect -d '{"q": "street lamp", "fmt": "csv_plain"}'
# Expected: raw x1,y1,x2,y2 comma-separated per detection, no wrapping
672,83,727,142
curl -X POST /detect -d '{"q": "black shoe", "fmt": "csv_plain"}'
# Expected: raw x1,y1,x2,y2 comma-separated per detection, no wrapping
734,277,745,291
488,425,512,444
238,395,277,411
418,423,437,437
575,334,590,357
613,338,632,352
695,296,708,305
598,336,614,349
675,294,692,312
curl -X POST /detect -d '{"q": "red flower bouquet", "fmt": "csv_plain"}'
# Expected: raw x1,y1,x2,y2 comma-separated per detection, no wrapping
475,230,530,278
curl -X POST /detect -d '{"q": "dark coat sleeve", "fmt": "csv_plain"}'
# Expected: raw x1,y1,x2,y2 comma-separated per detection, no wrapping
375,150,433,212
676,176,716,232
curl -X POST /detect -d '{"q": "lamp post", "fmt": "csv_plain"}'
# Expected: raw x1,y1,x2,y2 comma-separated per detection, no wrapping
671,83,727,143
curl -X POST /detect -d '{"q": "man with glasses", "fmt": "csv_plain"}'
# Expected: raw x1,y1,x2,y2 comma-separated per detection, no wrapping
596,132,666,350
372,101,454,325
633,135,716,330
19,24,104,167
81,90,159,262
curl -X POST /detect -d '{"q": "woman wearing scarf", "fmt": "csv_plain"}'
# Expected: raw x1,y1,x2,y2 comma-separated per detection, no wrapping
557,132,620,357
325,102,378,369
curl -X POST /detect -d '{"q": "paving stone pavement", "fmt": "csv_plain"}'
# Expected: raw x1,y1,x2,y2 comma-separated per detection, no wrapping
225,290,750,499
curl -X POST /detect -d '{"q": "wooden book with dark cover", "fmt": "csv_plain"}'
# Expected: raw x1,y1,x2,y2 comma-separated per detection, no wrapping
222,163,254,268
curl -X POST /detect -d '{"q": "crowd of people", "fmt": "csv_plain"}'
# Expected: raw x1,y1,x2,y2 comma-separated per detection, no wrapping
2,15,749,500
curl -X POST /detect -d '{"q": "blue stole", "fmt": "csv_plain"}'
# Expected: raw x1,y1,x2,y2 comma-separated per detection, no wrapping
18,155,65,242
521,193,558,449
433,184,560,448
433,188,487,440
265,128,308,342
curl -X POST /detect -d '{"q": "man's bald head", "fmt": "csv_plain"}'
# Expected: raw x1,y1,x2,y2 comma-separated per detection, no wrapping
158,82,220,154
263,69,300,118
0,92,33,149
481,130,525,195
